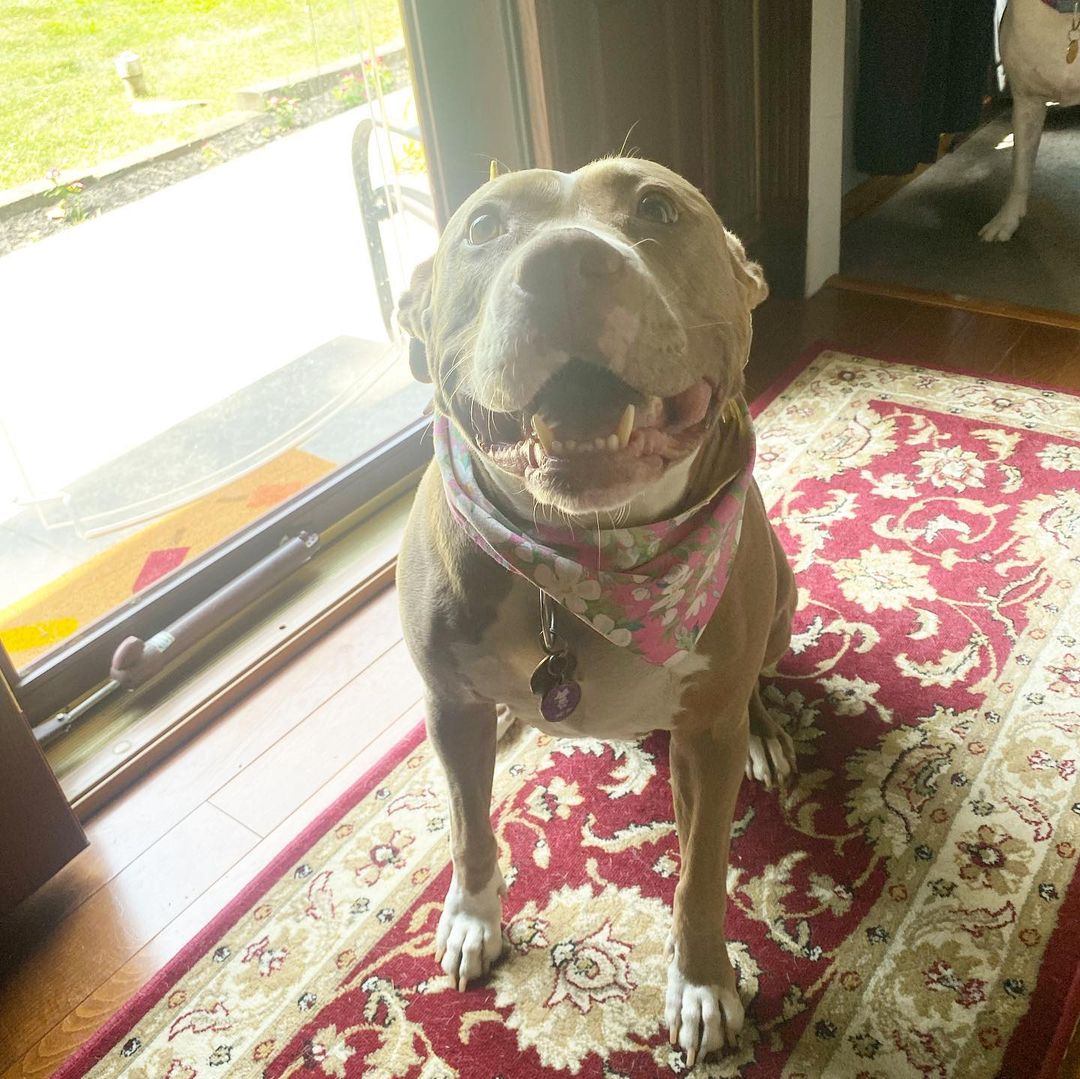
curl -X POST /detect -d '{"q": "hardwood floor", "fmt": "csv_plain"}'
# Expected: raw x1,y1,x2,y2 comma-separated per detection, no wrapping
0,587,426,1077
1,284,1078,1078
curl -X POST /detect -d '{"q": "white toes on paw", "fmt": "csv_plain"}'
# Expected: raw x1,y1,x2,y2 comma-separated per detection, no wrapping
434,869,505,990
665,963,744,1068
979,211,1020,242
745,731,795,789
436,913,501,990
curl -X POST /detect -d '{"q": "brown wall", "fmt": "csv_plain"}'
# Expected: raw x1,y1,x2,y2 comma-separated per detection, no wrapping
404,0,812,295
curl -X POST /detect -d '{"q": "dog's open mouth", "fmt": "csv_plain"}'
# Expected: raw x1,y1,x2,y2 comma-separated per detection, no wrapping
464,359,717,490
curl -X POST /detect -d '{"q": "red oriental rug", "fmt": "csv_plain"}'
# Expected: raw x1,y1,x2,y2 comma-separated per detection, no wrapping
55,349,1080,1078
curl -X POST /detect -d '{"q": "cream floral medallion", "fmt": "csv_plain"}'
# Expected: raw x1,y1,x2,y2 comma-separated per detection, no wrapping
495,883,669,1072
59,352,1080,1079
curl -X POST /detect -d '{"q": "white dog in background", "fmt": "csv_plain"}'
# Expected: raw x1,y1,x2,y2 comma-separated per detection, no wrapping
980,0,1080,240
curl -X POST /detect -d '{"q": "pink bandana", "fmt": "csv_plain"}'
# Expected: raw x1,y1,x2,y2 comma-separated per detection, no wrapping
433,404,754,667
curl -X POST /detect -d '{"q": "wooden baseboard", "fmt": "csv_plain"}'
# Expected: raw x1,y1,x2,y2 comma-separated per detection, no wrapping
841,166,928,227
840,132,964,227
827,275,1080,332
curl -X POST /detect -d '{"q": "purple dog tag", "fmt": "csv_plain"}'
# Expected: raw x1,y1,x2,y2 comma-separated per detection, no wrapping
540,678,581,722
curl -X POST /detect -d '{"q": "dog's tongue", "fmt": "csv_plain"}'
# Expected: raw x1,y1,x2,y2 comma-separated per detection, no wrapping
663,380,712,432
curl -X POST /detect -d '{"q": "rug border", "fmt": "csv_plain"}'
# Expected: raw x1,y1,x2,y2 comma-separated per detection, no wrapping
51,719,427,1079
52,343,1080,1078
748,337,1080,420
756,340,1080,1079
1023,852,1080,1079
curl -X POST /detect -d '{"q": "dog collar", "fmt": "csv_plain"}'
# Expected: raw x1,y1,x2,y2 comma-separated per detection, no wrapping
433,402,754,667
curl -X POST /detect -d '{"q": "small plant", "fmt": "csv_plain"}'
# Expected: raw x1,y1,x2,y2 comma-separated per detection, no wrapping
266,94,300,130
331,72,365,108
331,56,395,108
44,168,89,224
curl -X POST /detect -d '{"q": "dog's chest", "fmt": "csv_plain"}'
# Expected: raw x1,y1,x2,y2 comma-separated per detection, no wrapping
450,574,707,740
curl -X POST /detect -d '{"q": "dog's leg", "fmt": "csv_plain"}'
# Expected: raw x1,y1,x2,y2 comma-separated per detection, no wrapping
427,699,505,989
746,681,796,789
665,717,749,1066
980,94,1047,241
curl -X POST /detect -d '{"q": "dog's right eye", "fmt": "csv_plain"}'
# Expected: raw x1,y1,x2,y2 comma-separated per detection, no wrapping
467,212,503,245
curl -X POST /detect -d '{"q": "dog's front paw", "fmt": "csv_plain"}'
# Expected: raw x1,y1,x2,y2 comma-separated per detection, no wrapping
745,728,795,789
664,958,744,1068
746,702,797,790
979,206,1022,242
434,868,505,990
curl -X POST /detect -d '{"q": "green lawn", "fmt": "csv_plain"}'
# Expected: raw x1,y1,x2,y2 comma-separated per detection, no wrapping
0,0,402,190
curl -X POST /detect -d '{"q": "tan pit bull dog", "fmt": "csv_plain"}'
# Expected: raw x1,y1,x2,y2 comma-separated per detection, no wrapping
395,157,797,1066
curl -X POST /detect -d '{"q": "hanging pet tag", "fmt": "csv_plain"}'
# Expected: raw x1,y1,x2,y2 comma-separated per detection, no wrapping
532,590,581,722
1068,35,1078,64
540,677,582,722
530,649,581,721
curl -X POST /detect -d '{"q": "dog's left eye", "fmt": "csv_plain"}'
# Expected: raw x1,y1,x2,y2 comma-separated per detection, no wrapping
467,211,504,245
637,192,678,225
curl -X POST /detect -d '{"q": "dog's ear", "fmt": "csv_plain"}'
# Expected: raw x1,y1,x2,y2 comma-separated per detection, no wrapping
724,228,769,311
397,256,434,384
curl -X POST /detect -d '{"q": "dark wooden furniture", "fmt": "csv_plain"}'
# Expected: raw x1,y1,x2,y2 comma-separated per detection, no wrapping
0,655,87,917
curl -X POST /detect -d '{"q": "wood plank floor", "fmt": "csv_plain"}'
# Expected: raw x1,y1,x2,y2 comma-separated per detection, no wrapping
2,284,1079,1078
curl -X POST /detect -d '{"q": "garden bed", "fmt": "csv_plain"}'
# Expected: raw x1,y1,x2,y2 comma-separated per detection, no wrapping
0,45,409,257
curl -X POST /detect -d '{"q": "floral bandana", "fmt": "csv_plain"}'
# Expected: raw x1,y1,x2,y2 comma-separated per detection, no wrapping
432,402,755,667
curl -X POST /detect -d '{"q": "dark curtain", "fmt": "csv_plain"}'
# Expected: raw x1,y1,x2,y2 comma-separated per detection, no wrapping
855,0,996,175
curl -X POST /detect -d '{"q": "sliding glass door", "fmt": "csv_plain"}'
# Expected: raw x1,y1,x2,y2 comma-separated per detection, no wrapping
1,1,438,726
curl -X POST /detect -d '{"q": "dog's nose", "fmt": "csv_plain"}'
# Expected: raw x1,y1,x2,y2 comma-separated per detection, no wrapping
515,228,626,296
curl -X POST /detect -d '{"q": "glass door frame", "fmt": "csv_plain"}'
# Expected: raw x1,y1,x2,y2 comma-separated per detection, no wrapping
12,419,431,726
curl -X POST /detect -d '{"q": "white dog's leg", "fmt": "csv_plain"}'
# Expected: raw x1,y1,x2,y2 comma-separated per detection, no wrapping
980,95,1047,241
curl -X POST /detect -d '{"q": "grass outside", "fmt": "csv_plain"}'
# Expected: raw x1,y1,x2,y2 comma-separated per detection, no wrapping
0,0,402,191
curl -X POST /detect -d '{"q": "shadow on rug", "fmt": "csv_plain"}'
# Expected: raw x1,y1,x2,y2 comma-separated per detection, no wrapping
55,349,1080,1078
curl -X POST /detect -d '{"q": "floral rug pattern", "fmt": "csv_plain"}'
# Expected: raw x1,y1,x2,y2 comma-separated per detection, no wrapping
58,350,1080,1078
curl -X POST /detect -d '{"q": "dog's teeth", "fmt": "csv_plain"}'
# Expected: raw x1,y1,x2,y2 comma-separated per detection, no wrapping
551,439,564,454
532,415,555,454
616,404,635,448
579,441,594,452
605,434,619,451
593,437,606,450
564,439,577,451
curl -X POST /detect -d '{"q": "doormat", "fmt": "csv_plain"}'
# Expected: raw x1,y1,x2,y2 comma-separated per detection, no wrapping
54,349,1080,1078
0,448,335,669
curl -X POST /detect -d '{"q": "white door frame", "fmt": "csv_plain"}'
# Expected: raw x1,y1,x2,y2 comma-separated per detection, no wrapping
804,0,847,296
